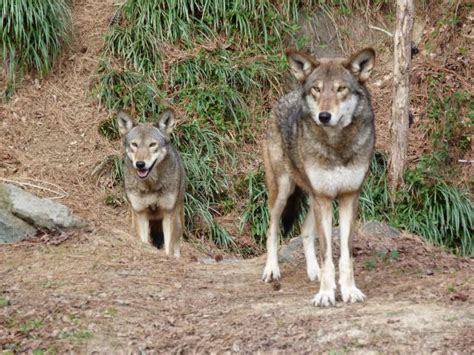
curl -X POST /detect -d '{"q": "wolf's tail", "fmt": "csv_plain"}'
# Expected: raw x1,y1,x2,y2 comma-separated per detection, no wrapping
281,186,305,235
150,219,164,249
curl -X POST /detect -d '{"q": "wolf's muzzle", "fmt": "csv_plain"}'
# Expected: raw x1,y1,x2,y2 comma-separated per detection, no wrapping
319,112,332,124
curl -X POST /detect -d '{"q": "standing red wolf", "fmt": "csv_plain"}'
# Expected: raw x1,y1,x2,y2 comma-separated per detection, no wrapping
261,48,376,306
117,110,185,257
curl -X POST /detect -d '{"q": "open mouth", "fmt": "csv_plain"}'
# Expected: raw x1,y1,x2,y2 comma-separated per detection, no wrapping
136,160,156,179
137,168,150,179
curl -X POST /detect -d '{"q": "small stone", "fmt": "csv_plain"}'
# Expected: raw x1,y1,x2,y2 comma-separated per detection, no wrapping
232,342,240,352
272,281,281,291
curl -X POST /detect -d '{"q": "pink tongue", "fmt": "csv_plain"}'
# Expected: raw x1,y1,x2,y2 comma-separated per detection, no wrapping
137,169,148,178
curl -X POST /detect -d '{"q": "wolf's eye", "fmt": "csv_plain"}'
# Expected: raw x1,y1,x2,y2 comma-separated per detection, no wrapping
149,142,157,148
337,86,347,92
130,142,138,148
311,87,321,95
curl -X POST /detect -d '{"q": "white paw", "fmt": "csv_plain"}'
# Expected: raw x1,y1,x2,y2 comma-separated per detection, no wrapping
307,265,320,282
341,286,366,303
311,289,336,307
262,264,281,283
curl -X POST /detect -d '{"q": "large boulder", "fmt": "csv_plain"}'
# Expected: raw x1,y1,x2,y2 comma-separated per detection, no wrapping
0,183,86,243
0,209,37,243
278,222,400,263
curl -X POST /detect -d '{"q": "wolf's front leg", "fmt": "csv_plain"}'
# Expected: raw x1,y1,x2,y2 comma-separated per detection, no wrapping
162,212,174,257
338,192,365,303
301,202,320,281
162,208,182,258
311,197,336,307
172,205,184,258
134,211,150,244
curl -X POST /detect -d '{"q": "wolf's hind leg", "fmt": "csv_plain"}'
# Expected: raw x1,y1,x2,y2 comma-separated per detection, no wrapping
338,192,365,303
301,198,320,281
262,174,294,282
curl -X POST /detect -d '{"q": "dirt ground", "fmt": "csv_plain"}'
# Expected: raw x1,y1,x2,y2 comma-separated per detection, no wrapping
1,0,473,353
1,229,473,353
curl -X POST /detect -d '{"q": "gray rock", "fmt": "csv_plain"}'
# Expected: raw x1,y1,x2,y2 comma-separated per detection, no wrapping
279,227,340,263
0,209,36,243
360,220,401,239
279,236,303,263
0,183,85,230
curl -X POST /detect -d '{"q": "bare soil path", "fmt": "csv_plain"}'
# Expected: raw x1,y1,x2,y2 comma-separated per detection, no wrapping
1,231,473,353
0,0,473,353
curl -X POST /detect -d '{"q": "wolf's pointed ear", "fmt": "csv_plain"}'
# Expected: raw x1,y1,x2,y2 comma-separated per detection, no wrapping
158,110,176,136
116,111,135,136
286,48,318,82
348,48,375,82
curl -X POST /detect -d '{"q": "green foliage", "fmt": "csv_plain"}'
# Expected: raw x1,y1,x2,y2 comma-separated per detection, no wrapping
0,0,72,100
0,296,10,307
361,152,473,256
389,249,399,260
60,329,94,340
111,0,305,48
365,259,377,270
240,170,269,244
426,86,472,175
175,121,235,246
20,319,43,335
94,61,164,120
104,192,126,207
362,84,473,257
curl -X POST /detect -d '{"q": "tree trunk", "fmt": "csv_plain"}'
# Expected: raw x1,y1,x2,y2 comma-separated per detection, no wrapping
388,0,415,192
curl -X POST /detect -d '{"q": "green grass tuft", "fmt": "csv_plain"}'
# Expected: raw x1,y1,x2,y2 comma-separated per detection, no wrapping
239,170,270,245
1,0,72,100
361,152,473,256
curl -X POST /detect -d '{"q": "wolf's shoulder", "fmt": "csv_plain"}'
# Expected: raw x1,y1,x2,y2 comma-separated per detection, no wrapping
272,88,305,129
274,89,303,112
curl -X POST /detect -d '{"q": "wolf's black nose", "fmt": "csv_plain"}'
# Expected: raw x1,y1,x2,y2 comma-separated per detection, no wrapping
319,112,331,124
136,161,146,169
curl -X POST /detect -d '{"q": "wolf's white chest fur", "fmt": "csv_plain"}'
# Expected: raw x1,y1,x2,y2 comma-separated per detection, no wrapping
304,161,368,198
127,192,176,213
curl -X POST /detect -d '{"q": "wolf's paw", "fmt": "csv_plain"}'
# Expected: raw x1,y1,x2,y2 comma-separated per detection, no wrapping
307,265,320,282
262,264,281,283
311,289,336,307
341,286,366,303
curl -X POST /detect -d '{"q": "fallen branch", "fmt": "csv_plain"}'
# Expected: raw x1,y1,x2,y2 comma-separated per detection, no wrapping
0,177,68,199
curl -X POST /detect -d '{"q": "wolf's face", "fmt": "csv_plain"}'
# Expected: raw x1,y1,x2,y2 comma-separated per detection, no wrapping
286,48,375,128
117,111,176,179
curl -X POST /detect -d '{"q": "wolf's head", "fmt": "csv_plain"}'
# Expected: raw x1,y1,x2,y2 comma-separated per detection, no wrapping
117,110,176,179
286,48,375,128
